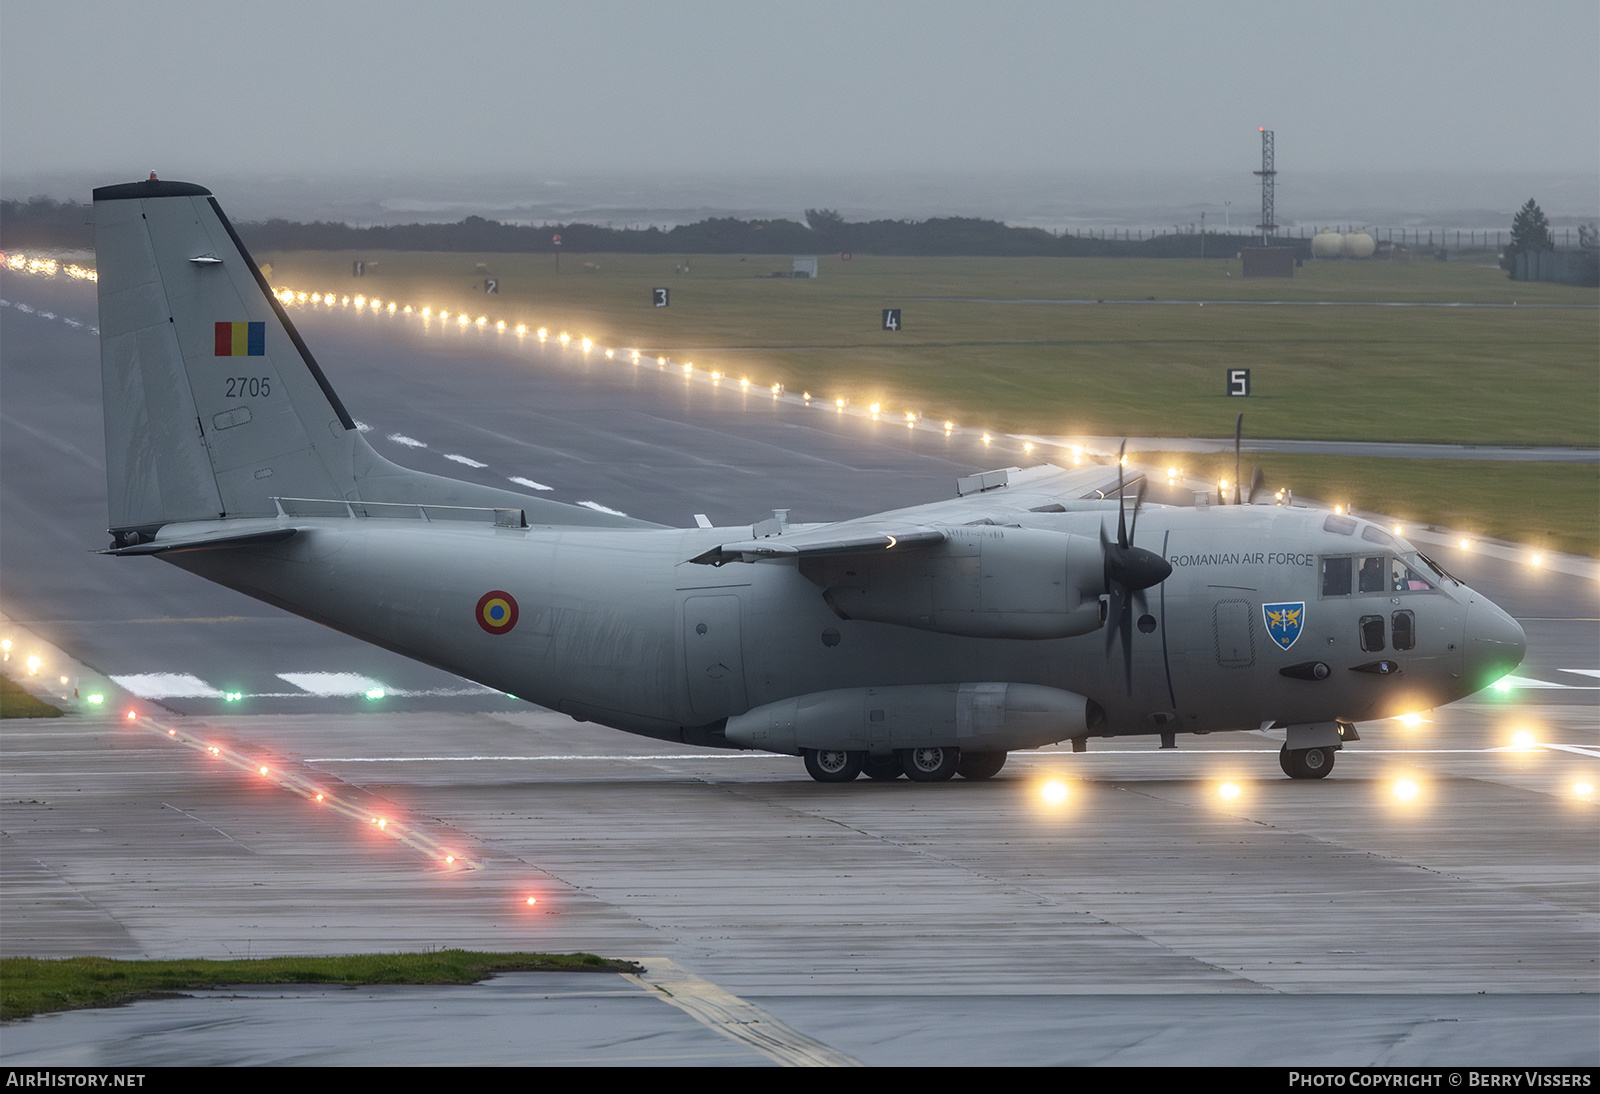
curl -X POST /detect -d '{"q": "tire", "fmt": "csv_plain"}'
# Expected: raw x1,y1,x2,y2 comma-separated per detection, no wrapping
956,751,1007,781
899,746,959,782
1280,745,1335,779
860,754,903,781
804,748,862,783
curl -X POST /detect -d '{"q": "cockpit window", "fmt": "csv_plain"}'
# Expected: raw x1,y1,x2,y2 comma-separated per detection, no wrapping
1321,556,1352,596
1323,554,1437,597
1358,555,1388,593
1361,524,1394,545
1323,514,1357,536
1412,551,1459,587
1388,558,1435,592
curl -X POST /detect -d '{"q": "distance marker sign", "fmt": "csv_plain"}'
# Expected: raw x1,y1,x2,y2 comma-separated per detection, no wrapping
882,308,901,331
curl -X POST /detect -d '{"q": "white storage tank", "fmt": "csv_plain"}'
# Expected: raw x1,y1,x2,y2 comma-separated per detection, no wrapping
1312,230,1344,258
1341,230,1375,258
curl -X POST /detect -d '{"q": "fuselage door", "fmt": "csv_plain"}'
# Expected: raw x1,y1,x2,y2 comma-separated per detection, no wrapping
683,594,748,719
1213,598,1256,668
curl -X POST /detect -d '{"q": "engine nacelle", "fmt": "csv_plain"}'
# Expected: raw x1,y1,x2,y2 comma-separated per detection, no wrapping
725,681,1102,755
802,526,1104,640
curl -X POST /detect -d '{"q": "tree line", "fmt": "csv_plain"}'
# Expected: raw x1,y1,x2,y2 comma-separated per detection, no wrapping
0,196,1293,258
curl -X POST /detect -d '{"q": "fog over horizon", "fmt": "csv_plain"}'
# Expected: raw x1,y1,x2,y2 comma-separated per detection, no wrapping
3,1,1596,232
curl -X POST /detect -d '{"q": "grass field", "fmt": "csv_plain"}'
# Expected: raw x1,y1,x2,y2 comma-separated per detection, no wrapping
0,673,62,718
260,250,1599,553
0,951,634,1021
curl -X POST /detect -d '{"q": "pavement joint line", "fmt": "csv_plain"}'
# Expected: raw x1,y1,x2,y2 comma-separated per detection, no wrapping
710,773,1280,994
622,958,863,1067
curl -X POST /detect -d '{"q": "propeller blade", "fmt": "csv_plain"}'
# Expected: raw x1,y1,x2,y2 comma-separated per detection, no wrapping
1233,413,1243,506
1121,594,1135,694
1104,581,1124,655
1128,479,1148,543
1247,466,1266,505
1116,441,1128,548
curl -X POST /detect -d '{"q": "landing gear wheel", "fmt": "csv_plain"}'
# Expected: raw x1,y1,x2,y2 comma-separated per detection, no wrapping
1280,745,1335,779
956,751,1008,780
899,746,959,782
804,748,862,783
860,754,903,781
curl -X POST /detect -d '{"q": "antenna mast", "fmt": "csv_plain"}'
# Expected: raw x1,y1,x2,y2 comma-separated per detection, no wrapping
1254,128,1277,245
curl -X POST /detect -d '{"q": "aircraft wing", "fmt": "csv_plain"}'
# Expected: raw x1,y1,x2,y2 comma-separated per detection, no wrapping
689,524,947,566
689,462,1128,566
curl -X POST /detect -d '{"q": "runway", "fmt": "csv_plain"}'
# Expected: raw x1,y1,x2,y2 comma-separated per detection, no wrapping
1,267,1596,1066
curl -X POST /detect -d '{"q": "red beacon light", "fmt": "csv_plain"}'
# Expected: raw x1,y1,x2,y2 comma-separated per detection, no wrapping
149,172,158,181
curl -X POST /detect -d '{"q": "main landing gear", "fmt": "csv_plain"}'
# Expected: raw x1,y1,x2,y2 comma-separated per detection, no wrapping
801,747,1009,783
1279,744,1336,779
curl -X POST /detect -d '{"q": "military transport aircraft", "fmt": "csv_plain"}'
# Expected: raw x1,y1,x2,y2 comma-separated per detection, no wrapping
91,179,1527,782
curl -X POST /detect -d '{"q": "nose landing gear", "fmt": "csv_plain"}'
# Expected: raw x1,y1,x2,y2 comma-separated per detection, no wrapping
1280,744,1336,779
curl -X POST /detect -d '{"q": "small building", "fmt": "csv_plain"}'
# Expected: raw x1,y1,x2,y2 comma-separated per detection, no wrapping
792,256,818,279
1241,247,1294,278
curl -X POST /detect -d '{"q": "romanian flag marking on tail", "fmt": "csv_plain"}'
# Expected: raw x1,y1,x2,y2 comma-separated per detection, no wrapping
214,322,265,356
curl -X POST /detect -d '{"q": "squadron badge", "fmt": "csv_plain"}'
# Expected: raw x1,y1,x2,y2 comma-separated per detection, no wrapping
1262,602,1305,651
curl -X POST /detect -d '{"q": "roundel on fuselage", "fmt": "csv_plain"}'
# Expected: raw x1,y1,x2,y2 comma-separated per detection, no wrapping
476,590,519,634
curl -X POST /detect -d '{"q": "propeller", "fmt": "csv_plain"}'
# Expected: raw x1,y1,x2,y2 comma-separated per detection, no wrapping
1233,413,1266,504
1101,442,1173,695
1247,465,1266,504
1233,414,1243,505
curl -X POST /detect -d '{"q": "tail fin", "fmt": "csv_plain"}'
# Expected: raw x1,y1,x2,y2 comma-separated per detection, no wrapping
94,179,646,541
95,179,358,537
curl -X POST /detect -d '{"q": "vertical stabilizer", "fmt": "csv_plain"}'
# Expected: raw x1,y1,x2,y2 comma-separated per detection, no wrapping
95,178,655,541
95,179,357,540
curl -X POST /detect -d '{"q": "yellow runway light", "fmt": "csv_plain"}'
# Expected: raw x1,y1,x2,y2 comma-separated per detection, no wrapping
1041,780,1068,805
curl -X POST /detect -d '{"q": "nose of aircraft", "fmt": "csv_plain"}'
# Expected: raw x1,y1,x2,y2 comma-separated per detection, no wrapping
1462,596,1527,695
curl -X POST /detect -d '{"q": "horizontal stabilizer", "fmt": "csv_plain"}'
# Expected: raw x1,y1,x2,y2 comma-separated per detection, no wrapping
100,527,297,556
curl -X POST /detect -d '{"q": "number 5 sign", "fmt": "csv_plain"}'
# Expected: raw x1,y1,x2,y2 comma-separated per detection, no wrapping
1226,368,1251,397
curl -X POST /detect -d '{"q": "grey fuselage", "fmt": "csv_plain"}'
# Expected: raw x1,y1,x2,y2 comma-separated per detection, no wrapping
165,501,1522,750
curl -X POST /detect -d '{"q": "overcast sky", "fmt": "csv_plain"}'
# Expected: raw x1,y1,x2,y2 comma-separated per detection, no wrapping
3,1,1596,188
